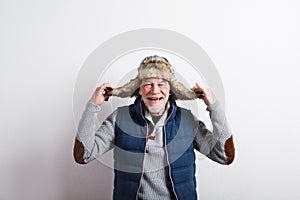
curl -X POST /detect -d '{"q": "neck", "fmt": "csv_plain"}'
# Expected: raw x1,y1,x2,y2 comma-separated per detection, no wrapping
150,112,163,116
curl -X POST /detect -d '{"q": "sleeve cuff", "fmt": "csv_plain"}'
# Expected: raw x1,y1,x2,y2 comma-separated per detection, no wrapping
86,101,101,113
206,101,221,112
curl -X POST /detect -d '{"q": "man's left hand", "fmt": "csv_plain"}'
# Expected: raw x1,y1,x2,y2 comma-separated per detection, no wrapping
192,82,216,106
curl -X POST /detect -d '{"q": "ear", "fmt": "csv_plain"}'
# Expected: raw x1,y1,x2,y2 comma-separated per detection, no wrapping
139,88,142,96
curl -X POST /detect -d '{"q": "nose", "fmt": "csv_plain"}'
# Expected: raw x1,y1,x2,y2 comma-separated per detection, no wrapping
151,83,160,94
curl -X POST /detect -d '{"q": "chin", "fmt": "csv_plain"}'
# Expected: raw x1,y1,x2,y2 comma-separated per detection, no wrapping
147,105,165,115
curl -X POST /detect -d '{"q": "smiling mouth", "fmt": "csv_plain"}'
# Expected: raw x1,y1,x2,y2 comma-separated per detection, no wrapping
148,97,163,101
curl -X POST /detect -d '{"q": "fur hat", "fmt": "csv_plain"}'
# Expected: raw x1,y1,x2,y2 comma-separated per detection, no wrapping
109,55,197,100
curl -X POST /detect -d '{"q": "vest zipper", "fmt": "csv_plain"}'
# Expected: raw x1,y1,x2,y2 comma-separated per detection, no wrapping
135,101,149,200
163,106,179,200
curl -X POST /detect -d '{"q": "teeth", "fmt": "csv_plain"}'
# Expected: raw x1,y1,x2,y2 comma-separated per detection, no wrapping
148,97,161,100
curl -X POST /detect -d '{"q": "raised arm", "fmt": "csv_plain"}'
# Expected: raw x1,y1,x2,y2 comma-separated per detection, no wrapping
192,82,235,165
73,83,115,164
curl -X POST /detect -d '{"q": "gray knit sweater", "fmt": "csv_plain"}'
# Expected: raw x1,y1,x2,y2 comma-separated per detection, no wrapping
76,100,233,199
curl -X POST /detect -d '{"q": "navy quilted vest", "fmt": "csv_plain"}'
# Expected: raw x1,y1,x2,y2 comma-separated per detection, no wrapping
113,96,197,200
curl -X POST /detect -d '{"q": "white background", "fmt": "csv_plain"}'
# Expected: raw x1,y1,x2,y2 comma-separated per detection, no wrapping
1,0,300,199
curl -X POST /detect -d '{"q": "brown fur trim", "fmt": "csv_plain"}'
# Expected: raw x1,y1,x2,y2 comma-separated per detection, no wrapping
112,78,197,100
110,55,198,100
138,63,174,81
170,80,197,100
111,78,140,98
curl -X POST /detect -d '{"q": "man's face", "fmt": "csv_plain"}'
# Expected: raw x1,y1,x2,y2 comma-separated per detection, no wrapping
139,78,171,116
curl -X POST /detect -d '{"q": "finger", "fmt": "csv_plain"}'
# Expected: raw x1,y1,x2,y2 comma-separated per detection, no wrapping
101,82,110,88
97,83,110,92
101,83,113,101
104,83,113,94
192,82,201,91
195,82,205,91
98,83,113,100
192,82,205,98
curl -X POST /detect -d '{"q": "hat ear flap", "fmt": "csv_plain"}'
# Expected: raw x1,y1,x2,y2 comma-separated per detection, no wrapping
170,81,197,100
132,88,140,97
112,78,140,98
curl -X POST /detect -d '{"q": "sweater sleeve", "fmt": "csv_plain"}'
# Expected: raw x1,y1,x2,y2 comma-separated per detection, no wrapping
193,102,235,165
76,101,117,164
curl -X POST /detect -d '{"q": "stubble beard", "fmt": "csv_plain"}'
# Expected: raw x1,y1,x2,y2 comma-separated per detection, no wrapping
146,103,166,116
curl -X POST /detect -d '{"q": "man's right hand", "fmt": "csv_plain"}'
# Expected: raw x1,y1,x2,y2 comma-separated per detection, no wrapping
90,83,113,106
